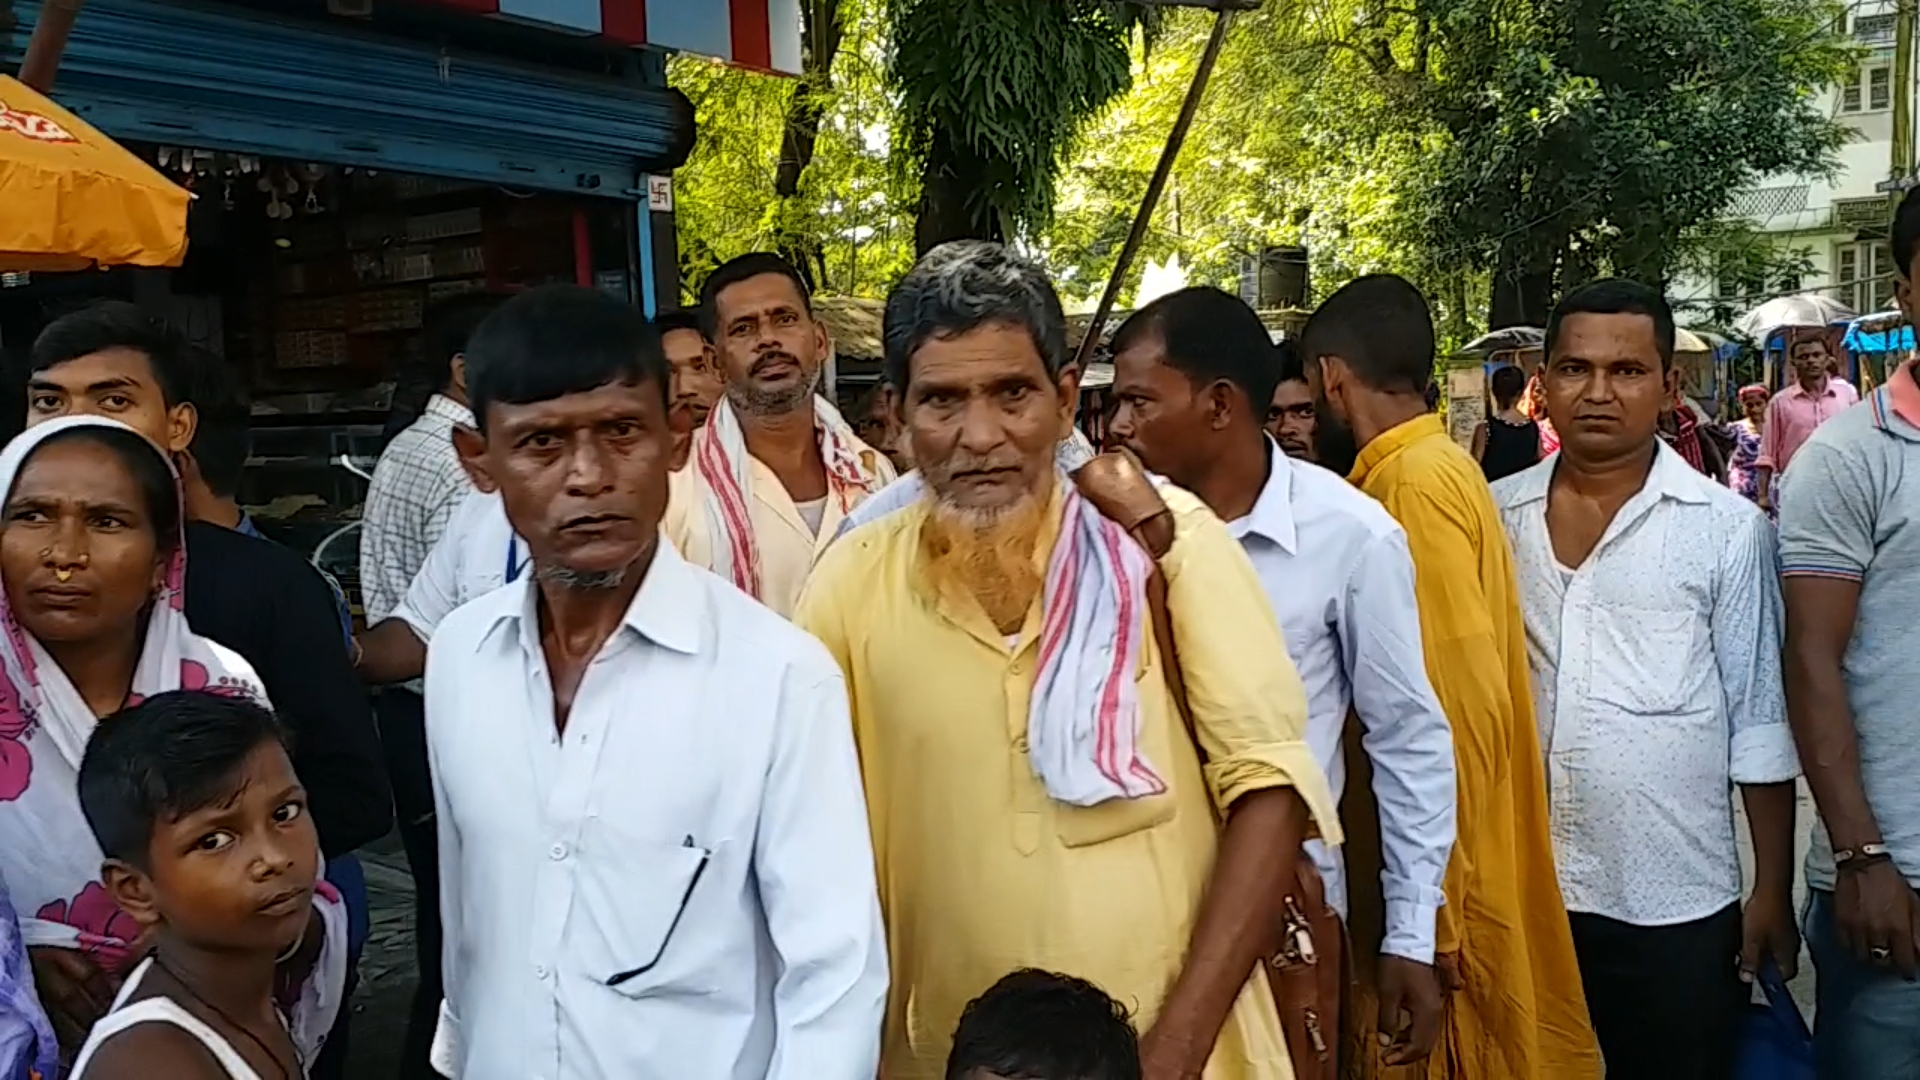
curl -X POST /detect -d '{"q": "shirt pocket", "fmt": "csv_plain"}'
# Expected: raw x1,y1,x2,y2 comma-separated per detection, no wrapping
1587,605,1697,715
1055,793,1178,848
569,831,717,1000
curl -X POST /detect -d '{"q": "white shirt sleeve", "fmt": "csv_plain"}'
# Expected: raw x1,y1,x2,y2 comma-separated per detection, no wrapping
755,663,888,1078
393,503,472,644
1715,511,1800,785
1341,528,1458,964
426,648,465,1078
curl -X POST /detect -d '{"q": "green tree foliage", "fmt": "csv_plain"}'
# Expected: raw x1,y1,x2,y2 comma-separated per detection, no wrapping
1049,0,1853,331
886,0,1156,253
669,0,915,301
1272,0,1854,326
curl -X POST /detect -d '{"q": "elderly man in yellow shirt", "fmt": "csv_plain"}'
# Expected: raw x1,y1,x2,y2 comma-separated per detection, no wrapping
667,252,895,617
1297,274,1599,1080
796,240,1339,1080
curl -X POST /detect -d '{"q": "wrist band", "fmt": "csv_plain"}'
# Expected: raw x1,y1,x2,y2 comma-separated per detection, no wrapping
1835,842,1891,866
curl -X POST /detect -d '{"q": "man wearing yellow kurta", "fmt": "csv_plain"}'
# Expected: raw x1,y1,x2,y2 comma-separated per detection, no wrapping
666,252,894,618
1297,275,1600,1080
798,240,1340,1080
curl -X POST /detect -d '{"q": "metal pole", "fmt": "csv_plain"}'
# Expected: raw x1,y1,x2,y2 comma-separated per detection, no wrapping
19,0,86,92
1072,7,1237,370
1895,0,1916,187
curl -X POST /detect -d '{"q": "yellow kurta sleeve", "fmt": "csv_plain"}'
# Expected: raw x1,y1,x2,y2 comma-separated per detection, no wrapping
1370,485,1510,957
1156,485,1342,844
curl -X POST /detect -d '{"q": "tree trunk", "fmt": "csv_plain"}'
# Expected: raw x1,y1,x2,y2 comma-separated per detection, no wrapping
771,0,844,290
914,143,1002,255
1488,226,1565,328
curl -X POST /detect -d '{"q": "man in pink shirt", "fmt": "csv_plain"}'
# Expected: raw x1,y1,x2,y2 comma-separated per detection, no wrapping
1757,335,1859,513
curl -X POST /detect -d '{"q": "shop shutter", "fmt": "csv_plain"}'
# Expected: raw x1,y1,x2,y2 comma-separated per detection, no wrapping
4,0,695,197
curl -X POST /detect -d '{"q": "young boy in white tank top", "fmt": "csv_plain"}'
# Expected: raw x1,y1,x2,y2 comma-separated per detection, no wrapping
69,692,328,1080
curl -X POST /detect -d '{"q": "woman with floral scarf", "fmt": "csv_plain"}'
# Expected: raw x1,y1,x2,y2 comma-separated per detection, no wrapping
0,418,345,1070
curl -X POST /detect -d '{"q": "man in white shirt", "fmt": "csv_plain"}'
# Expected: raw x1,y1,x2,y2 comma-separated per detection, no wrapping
424,284,887,1079
356,291,499,1078
1107,286,1457,1069
1490,279,1799,1079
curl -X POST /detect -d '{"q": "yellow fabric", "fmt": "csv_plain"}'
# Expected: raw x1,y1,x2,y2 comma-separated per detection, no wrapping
664,436,894,618
1344,415,1599,1080
0,76,189,271
795,482,1339,1080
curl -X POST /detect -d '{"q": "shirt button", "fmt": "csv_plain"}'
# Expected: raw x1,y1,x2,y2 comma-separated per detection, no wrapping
550,842,569,861
533,963,549,979
1012,736,1030,752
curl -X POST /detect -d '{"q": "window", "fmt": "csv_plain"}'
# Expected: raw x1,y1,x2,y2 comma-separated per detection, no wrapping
1842,64,1893,114
1835,242,1895,311
1855,13,1897,43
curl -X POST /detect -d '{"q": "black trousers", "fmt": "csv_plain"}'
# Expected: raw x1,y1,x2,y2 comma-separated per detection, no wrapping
375,688,443,1080
1569,902,1746,1080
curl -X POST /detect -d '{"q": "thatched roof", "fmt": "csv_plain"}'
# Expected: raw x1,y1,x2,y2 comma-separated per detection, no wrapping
813,294,1311,363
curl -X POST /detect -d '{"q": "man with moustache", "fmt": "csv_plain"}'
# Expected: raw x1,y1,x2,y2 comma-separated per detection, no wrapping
425,285,887,1079
1108,287,1456,1072
668,253,894,617
1491,280,1800,1079
796,241,1338,1079
1755,333,1856,514
1299,275,1599,1080
352,260,889,683
1266,341,1319,462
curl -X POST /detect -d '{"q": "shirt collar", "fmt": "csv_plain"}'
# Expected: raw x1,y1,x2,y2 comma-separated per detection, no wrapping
1884,358,1920,429
1498,440,1709,510
425,393,475,428
1348,413,1445,486
1229,438,1298,554
485,536,706,657
1784,378,1841,402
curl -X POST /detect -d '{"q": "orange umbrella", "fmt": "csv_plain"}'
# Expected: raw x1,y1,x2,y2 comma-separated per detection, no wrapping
0,74,189,272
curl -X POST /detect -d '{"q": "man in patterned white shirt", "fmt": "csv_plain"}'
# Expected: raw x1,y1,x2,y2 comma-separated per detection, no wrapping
1491,279,1800,1080
357,290,499,1080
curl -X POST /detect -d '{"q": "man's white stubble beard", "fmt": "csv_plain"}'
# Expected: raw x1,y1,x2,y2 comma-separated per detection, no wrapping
536,562,630,591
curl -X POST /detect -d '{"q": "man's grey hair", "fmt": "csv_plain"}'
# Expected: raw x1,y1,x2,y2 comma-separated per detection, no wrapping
881,240,1069,391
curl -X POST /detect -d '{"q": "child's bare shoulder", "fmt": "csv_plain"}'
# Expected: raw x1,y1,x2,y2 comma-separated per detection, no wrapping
79,1020,232,1080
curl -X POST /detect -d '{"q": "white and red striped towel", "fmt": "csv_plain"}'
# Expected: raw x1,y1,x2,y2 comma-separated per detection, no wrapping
834,445,1165,807
694,394,885,600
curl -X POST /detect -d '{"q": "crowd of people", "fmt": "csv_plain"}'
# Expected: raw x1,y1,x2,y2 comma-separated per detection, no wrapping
0,185,1910,1080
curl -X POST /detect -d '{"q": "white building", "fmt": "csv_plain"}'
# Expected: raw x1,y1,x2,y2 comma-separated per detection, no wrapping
1673,4,1907,318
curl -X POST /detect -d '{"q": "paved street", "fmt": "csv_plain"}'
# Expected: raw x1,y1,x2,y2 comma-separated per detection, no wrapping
342,834,421,1077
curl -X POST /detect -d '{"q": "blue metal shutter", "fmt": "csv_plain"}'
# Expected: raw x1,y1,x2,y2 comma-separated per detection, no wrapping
4,0,694,197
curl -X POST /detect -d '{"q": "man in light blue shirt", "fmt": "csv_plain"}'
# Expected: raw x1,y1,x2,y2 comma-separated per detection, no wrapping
1108,286,1457,1069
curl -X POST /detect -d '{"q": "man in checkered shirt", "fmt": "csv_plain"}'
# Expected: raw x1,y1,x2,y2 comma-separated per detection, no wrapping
359,290,499,1080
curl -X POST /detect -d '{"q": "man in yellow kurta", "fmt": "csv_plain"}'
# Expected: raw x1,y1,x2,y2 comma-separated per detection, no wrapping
667,252,894,618
1297,275,1600,1080
797,240,1341,1080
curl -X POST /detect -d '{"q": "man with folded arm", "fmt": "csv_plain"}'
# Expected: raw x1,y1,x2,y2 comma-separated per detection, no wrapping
1108,287,1457,1071
796,240,1337,1079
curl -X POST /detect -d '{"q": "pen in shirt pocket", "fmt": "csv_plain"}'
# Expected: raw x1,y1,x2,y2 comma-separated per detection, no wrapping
605,835,711,987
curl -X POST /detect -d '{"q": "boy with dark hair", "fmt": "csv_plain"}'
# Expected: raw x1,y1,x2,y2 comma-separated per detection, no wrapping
945,970,1140,1080
71,691,340,1080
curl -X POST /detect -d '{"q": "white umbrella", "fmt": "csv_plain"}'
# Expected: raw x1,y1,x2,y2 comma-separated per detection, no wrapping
1735,295,1855,342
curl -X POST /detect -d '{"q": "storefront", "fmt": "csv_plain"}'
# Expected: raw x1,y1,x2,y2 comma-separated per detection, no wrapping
0,0,790,602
